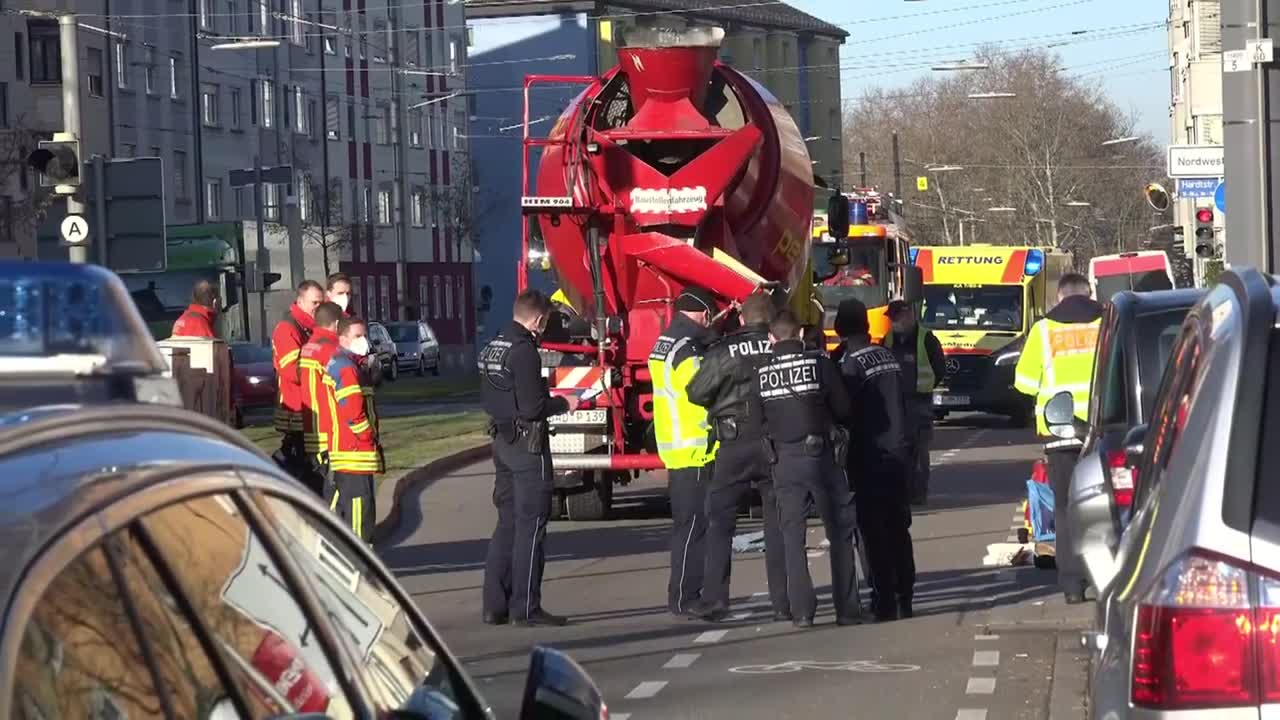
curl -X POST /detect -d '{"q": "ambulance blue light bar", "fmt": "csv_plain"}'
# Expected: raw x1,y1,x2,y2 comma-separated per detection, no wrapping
1024,249,1045,277
909,247,920,265
0,261,168,375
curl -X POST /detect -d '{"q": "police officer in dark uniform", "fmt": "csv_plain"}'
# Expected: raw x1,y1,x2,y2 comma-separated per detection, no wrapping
835,298,916,621
478,289,582,627
686,292,790,622
757,310,857,627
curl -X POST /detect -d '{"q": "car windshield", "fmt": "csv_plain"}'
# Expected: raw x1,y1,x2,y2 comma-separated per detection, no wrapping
1096,271,1173,302
922,285,1023,332
231,343,273,364
814,241,889,309
385,324,419,343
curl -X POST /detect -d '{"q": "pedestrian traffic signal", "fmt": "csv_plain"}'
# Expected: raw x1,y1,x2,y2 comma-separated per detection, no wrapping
1194,206,1216,258
27,138,81,189
261,272,282,289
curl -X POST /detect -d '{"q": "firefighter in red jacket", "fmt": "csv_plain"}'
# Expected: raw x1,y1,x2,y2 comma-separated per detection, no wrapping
299,301,344,497
171,279,219,338
272,280,325,479
326,314,384,543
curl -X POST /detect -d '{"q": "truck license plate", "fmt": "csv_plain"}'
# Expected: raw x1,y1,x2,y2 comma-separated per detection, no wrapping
548,409,607,425
933,395,969,407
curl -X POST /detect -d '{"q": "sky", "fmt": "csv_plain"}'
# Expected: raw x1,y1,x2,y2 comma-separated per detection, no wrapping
787,0,1169,141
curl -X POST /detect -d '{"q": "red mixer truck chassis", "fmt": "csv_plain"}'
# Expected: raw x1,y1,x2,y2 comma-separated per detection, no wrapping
516,26,818,520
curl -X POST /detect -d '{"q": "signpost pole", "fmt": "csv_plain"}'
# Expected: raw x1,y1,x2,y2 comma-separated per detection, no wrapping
254,157,269,344
93,155,107,266
59,15,87,264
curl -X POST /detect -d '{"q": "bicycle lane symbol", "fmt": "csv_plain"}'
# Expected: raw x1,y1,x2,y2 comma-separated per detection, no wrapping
728,660,922,674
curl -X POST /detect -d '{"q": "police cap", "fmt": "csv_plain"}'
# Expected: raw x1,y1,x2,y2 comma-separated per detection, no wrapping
675,285,717,314
834,298,870,337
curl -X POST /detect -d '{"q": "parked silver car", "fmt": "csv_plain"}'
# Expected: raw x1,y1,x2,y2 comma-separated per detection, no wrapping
385,320,442,376
1053,268,1280,718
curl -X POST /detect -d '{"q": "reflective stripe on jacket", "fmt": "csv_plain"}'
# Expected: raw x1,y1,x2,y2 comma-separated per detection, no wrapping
648,315,716,469
300,328,341,455
272,305,315,433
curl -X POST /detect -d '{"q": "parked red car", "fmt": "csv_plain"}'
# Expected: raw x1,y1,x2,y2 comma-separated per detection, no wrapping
230,342,277,427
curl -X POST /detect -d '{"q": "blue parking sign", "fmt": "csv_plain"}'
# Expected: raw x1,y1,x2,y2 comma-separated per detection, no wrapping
1215,181,1225,213
1177,177,1220,198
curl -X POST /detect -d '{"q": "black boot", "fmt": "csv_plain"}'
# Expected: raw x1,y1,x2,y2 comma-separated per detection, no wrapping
897,596,913,619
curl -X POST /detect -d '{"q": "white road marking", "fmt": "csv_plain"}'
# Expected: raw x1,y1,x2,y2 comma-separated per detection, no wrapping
966,677,996,694
694,630,729,644
972,650,1000,667
730,611,752,621
752,591,769,598
663,653,700,669
956,710,988,720
625,681,668,699
974,634,1000,640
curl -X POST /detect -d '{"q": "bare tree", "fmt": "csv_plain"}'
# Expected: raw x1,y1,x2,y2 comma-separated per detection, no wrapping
841,47,1166,265
427,154,491,263
0,118,54,256
301,179,351,278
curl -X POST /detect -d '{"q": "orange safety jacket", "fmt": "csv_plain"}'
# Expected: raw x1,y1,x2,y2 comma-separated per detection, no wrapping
326,350,384,474
271,304,316,434
171,304,217,338
299,327,341,456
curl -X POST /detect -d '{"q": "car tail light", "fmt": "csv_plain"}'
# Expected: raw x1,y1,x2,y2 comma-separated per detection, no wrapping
1131,550,1280,709
1105,449,1136,508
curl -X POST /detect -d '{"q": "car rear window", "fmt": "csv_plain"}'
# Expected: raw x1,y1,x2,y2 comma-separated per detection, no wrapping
1136,309,1191,419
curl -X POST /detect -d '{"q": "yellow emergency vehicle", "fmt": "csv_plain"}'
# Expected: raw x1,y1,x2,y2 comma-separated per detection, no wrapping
912,244,1071,423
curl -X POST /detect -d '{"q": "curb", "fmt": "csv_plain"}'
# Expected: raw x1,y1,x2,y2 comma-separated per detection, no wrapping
371,443,492,545
1047,630,1091,720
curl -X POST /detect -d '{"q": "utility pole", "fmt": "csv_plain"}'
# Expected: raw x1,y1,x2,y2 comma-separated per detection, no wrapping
254,156,268,342
59,15,87,264
1223,0,1278,272
859,152,867,187
892,131,904,216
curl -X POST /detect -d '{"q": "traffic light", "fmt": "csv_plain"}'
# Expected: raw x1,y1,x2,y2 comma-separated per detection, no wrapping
27,137,81,189
262,272,282,289
1194,206,1216,258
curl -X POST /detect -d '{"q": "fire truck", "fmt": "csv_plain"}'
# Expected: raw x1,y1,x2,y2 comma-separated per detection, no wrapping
811,188,920,350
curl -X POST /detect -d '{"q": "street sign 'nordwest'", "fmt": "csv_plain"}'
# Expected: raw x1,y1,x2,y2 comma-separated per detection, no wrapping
1167,145,1225,178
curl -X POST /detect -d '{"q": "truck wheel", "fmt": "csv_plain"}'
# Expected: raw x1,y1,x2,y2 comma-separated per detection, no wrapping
564,471,613,521
550,492,566,520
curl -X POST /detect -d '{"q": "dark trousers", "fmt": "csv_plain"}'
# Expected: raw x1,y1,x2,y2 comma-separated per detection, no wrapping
702,438,789,614
1047,448,1086,596
324,472,376,543
774,439,857,621
276,431,326,496
856,485,916,615
907,395,934,504
483,438,554,620
668,464,711,613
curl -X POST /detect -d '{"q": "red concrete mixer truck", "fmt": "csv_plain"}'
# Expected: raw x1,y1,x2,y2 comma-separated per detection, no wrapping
516,25,828,520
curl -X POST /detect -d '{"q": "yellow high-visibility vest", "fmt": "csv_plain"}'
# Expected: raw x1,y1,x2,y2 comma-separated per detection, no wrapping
648,326,717,469
1014,317,1101,437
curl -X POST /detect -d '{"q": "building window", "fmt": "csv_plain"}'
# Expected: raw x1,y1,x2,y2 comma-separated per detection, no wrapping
299,179,313,222
174,150,188,199
380,276,390,321
205,179,222,219
424,111,433,149
432,276,442,319
751,37,763,69
229,87,242,129
289,0,304,45
418,277,429,319
307,97,317,139
376,189,392,225
258,0,270,37
0,83,7,128
363,274,375,318
445,276,455,319
87,48,104,97
201,83,219,127
143,46,156,94
375,103,390,144
449,36,459,73
261,79,274,128
115,41,129,89
372,21,386,63
409,110,422,147
434,107,445,149
326,95,340,139
362,185,372,223
323,33,337,55
293,85,306,134
120,142,134,158
411,190,425,226
13,33,25,81
227,0,238,34
29,22,60,84
405,31,420,67
169,53,182,99
359,36,367,61
264,183,281,221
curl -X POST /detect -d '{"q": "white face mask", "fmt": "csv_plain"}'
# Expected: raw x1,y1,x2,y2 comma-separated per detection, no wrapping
332,293,350,312
349,336,370,356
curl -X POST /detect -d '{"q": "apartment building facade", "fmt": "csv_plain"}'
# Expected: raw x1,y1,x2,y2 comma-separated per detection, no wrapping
0,0,476,358
1168,0,1223,279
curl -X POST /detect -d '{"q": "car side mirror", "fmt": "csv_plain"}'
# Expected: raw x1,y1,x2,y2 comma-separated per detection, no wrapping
1043,391,1077,439
1122,423,1147,469
519,646,606,720
904,266,924,304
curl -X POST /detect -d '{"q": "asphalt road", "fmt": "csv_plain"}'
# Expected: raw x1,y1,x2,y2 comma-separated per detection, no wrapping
380,416,1092,720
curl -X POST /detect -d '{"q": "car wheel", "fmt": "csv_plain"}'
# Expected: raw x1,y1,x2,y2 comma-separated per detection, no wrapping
389,360,399,382
233,405,245,429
